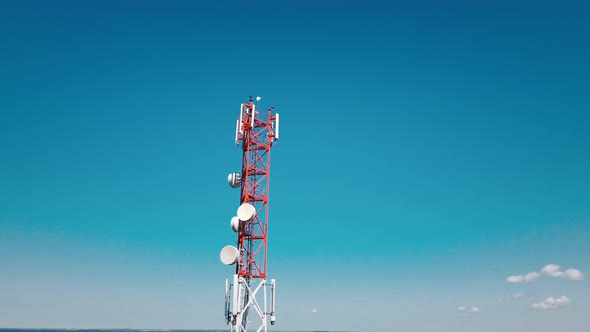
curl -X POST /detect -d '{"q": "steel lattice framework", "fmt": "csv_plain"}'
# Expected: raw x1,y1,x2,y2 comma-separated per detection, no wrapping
223,96,278,332
237,99,276,279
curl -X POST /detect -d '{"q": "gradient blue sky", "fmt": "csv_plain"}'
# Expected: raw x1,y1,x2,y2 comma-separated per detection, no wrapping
1,1,589,331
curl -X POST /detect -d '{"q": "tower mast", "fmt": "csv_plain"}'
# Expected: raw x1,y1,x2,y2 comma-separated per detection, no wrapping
221,96,279,332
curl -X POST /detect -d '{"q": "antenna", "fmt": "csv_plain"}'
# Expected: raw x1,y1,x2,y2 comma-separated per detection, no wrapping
237,203,256,222
230,216,240,232
239,104,244,134
227,172,241,188
235,120,239,144
220,245,239,265
220,97,280,332
275,113,279,140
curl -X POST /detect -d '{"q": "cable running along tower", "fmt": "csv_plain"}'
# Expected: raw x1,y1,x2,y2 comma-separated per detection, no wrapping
221,96,279,332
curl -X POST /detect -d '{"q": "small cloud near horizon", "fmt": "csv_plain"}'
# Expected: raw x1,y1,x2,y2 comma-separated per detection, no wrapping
506,264,584,283
506,272,540,283
512,292,525,299
457,306,480,313
532,296,570,309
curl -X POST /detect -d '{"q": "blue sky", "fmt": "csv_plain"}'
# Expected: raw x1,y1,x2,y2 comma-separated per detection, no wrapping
1,1,589,331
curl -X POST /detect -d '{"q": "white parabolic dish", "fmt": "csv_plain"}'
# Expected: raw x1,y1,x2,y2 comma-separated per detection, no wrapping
231,216,240,232
227,172,241,188
237,203,256,221
220,245,239,265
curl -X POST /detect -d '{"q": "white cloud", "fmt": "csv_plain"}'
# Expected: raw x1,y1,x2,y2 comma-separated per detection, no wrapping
457,306,479,313
541,264,563,277
311,308,317,313
532,296,570,309
512,292,524,299
506,264,584,283
563,268,584,280
506,275,523,283
524,272,540,281
506,272,540,283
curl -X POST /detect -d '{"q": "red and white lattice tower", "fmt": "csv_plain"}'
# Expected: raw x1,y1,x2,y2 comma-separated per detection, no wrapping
221,96,279,332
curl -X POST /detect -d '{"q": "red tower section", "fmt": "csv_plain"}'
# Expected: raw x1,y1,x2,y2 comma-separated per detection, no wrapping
236,98,278,279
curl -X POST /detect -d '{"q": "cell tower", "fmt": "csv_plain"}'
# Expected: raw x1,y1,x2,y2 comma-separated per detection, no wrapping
221,96,279,332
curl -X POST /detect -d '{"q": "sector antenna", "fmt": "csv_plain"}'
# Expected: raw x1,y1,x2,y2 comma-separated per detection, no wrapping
220,96,280,332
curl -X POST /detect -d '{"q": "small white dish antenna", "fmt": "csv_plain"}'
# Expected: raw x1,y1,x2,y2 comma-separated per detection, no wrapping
256,96,261,101
237,203,256,221
220,245,239,265
227,172,241,188
231,216,240,232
